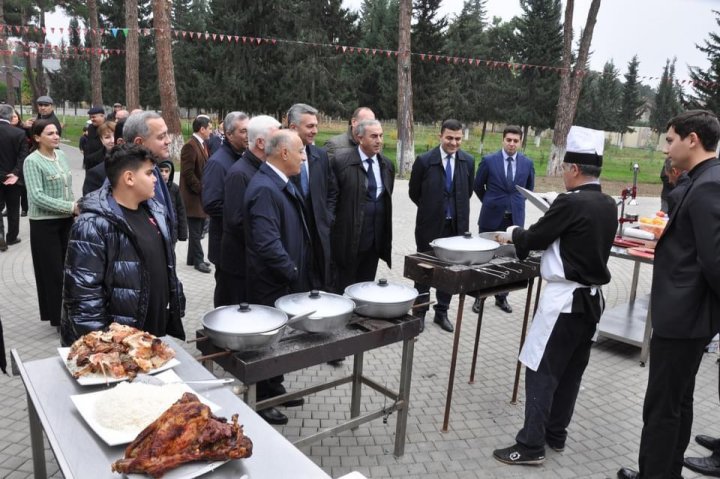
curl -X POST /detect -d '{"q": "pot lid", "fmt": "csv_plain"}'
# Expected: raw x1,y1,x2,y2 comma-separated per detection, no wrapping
344,278,418,303
275,290,355,318
431,233,499,252
202,303,288,334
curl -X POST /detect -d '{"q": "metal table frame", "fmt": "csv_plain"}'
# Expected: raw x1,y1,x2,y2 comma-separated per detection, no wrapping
11,340,331,479
441,278,541,432
196,316,420,457
598,246,654,365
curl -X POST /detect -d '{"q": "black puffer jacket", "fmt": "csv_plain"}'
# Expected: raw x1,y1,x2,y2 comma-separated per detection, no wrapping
61,185,186,346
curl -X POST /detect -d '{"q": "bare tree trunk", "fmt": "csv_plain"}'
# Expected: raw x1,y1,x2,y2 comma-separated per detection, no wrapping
34,12,47,95
396,0,414,178
0,0,17,106
548,0,601,175
88,0,103,106
153,0,183,161
125,0,140,110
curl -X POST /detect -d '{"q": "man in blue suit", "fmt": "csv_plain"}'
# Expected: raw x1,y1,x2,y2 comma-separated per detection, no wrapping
474,125,535,314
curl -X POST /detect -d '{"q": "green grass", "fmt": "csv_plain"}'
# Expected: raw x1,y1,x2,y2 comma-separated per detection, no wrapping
316,123,665,184
59,116,664,185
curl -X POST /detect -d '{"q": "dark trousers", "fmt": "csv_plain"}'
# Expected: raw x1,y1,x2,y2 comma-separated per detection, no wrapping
415,219,454,313
638,335,710,479
213,268,246,308
186,217,205,266
20,185,27,213
336,248,380,293
0,184,20,241
29,218,72,326
515,311,597,454
480,214,514,302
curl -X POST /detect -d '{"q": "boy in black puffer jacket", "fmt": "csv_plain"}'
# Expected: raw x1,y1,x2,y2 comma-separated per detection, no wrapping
158,160,188,245
61,144,186,346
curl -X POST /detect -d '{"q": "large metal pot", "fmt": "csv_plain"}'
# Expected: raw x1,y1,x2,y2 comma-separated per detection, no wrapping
275,290,355,333
345,278,419,319
429,232,500,265
201,303,288,351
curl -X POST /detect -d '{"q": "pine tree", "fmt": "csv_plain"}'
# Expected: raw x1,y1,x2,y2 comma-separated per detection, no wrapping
443,0,488,123
48,17,90,111
688,10,720,113
593,60,622,131
650,58,682,133
411,0,447,122
513,0,563,131
618,55,644,134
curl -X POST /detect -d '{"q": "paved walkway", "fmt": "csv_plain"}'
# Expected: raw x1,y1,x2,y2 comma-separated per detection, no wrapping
0,144,717,479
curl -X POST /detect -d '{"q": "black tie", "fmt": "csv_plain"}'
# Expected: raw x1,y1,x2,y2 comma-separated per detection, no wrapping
506,157,514,184
366,157,377,199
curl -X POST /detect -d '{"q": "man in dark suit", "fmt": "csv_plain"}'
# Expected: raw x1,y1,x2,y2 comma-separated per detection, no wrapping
180,115,213,273
409,119,474,332
331,120,394,292
0,104,29,251
474,125,535,314
618,110,720,479
220,115,280,306
324,107,375,159
202,111,249,307
245,130,312,425
83,106,106,170
287,103,338,290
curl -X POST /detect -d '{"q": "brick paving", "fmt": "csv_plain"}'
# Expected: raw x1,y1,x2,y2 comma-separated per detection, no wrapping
0,144,717,478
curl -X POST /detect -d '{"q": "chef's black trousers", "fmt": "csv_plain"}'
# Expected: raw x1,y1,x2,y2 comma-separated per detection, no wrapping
515,308,598,454
638,335,710,479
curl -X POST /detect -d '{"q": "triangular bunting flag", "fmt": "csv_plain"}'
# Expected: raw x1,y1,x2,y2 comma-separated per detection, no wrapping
111,28,118,37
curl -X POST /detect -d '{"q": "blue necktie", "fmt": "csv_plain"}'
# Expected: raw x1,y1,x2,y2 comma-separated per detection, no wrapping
366,158,377,199
506,157,514,184
300,161,309,198
445,154,453,218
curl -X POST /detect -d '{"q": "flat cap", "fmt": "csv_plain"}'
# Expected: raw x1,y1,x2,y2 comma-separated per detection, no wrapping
88,106,105,115
36,95,53,104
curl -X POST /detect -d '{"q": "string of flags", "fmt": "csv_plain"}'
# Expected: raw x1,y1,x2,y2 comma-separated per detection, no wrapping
0,23,716,87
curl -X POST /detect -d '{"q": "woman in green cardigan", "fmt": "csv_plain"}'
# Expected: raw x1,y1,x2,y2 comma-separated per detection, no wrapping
23,120,78,328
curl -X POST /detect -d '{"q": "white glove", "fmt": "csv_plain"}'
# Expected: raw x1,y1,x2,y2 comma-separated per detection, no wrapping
494,225,519,244
540,191,559,205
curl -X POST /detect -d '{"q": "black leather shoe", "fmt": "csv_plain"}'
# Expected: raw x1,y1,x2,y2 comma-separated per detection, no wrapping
697,434,720,451
684,453,720,477
434,311,454,333
195,262,212,273
6,238,20,246
472,297,482,314
616,467,640,479
327,357,345,366
281,397,305,407
258,407,288,425
495,297,513,314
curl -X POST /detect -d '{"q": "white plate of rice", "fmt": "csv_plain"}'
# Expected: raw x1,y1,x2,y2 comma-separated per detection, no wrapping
70,370,220,446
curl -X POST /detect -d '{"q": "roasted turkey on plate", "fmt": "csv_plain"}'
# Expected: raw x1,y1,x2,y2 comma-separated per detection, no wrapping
111,392,253,478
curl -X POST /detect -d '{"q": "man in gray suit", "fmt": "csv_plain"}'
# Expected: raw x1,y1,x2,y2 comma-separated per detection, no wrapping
324,107,375,158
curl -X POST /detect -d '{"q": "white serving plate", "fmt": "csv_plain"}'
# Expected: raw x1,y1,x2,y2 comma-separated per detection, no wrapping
70,369,221,446
58,347,180,386
124,459,234,479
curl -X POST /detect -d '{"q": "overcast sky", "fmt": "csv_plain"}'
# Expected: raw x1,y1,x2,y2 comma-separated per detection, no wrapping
342,0,716,87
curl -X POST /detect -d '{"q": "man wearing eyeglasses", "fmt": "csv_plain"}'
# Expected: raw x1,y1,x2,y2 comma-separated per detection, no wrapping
473,125,535,314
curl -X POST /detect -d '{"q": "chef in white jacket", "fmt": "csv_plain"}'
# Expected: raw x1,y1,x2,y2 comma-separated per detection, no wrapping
492,127,618,466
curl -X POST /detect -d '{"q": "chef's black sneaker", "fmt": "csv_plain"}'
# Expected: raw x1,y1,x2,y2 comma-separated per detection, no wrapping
493,444,545,465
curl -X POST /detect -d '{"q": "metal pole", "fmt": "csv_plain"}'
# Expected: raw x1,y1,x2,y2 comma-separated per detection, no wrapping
512,278,535,404
442,293,465,432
